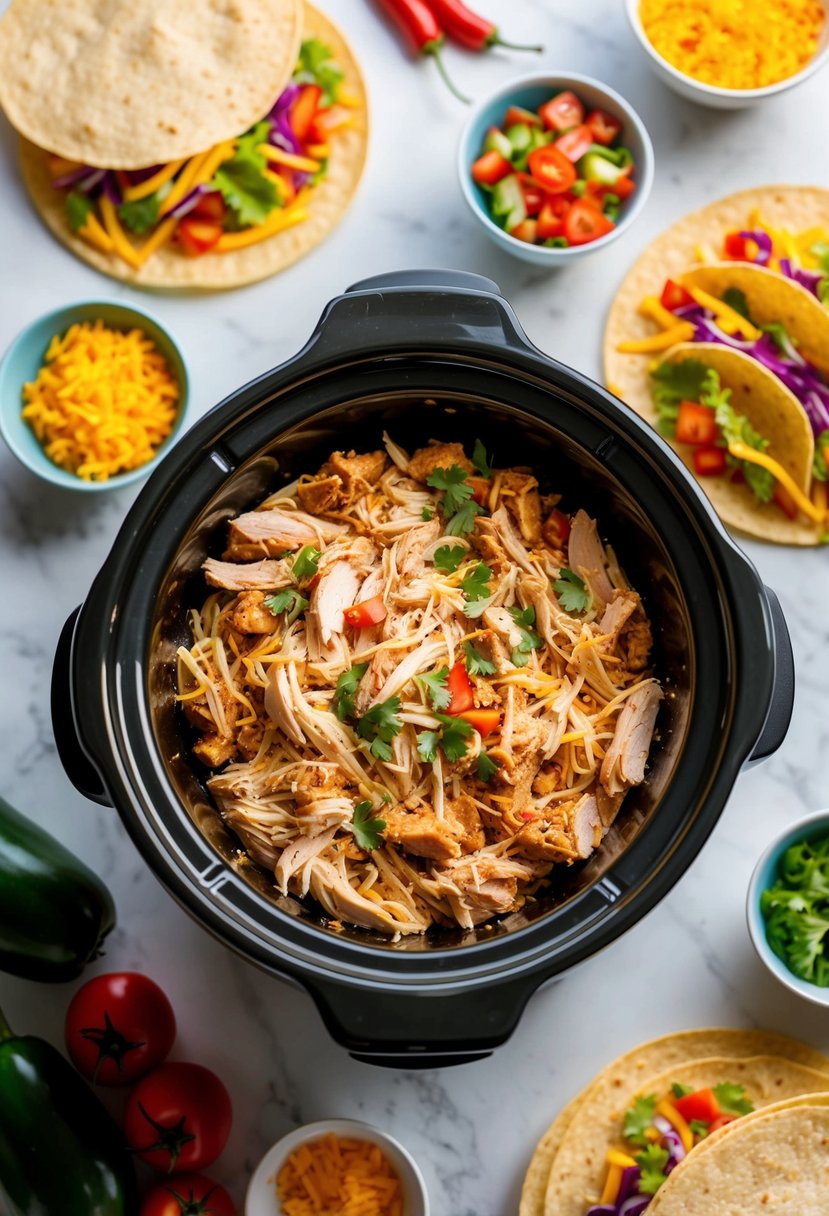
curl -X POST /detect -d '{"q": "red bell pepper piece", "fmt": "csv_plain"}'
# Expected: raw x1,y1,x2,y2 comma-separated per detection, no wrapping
343,595,388,629
191,192,227,223
504,104,542,128
472,150,513,185
673,1088,721,1125
446,661,475,714
660,278,695,312
458,708,501,737
723,231,754,260
693,447,727,477
290,85,323,143
544,507,571,546
675,401,718,446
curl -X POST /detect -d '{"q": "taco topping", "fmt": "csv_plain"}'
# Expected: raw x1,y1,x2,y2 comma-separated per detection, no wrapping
46,39,358,269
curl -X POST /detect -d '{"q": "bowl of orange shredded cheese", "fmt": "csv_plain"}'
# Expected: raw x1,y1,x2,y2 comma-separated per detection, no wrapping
245,1119,429,1216
0,300,188,489
626,0,829,107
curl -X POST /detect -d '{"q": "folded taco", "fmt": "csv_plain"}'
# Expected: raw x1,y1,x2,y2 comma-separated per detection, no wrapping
0,0,367,288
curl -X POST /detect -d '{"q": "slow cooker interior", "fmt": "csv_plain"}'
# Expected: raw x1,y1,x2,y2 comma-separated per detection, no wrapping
149,387,694,951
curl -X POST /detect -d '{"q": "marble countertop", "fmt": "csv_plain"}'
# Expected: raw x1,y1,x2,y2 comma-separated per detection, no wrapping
2,1,829,1212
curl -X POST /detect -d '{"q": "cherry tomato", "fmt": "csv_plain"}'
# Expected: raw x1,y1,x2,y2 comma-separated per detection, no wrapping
504,104,541,128
526,146,577,194
446,661,475,715
585,108,622,145
563,199,615,246
675,401,718,446
457,708,501,737
290,84,322,143
539,90,585,132
343,595,387,629
536,195,572,241
140,1173,236,1216
124,1063,232,1174
510,218,538,244
660,278,695,312
724,231,752,260
191,192,227,223
177,219,223,257
471,150,513,185
693,447,727,477
673,1087,721,1125
554,124,594,163
65,972,176,1087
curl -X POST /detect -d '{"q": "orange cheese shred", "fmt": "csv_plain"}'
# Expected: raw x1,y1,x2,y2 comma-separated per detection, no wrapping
276,1133,404,1216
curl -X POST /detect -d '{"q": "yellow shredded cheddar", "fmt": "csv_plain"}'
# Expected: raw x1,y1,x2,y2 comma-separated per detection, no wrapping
640,0,824,90
21,320,180,481
276,1133,404,1216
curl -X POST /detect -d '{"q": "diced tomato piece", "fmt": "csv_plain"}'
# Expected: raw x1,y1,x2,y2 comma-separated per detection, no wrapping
693,446,727,477
723,231,751,260
536,195,571,240
176,219,223,257
544,508,571,546
708,1114,737,1134
773,483,799,519
586,108,623,145
472,150,513,185
343,595,387,629
191,191,227,223
446,661,475,715
675,401,718,446
504,104,542,128
290,84,322,143
518,173,544,216
468,476,490,506
539,90,585,132
554,124,594,163
660,278,695,312
458,709,501,738
527,146,576,194
309,104,351,135
510,218,538,244
611,173,636,200
673,1088,721,1125
563,199,614,246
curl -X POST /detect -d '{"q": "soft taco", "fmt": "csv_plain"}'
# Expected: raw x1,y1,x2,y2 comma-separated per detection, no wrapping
0,0,367,289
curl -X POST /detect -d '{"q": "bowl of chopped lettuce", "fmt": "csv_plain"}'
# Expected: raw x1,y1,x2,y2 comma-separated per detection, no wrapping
748,810,829,1005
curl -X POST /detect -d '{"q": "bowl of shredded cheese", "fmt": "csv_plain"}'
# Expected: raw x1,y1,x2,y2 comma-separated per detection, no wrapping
0,299,189,490
245,1119,429,1216
626,0,829,107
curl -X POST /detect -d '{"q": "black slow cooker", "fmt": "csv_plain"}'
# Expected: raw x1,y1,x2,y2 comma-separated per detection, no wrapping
52,271,794,1067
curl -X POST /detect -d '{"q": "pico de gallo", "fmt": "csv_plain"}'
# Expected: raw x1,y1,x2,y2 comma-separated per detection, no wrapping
470,89,637,248
586,1081,754,1214
48,40,359,269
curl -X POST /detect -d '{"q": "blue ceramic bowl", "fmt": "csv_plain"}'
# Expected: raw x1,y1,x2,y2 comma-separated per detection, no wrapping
747,809,829,1007
0,300,189,491
458,72,654,266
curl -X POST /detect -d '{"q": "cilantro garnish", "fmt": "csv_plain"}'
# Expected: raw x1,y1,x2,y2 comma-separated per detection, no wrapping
66,191,94,233
421,506,433,521
433,544,467,573
472,438,493,479
712,1083,753,1116
671,1082,693,1099
509,605,542,667
292,545,321,581
461,562,494,618
689,1119,709,1140
464,641,496,677
446,500,484,536
477,752,500,782
635,1144,670,1195
416,668,451,712
118,193,160,235
211,120,279,227
332,663,368,722
264,588,309,624
357,697,403,761
722,286,752,320
351,800,386,851
554,568,591,614
417,730,439,764
293,38,344,106
435,713,474,762
426,465,484,536
623,1094,657,1147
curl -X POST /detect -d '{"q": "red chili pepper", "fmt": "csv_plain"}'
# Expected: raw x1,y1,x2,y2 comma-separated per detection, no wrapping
373,0,469,102
424,0,543,52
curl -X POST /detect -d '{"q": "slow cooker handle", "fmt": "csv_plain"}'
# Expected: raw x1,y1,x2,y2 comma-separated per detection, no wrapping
749,586,794,763
51,608,112,806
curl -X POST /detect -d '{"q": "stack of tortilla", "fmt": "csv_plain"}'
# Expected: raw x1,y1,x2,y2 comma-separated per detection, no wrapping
520,1027,829,1216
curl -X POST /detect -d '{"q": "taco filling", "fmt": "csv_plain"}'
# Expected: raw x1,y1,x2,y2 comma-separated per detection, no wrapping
707,208,829,307
44,39,358,270
586,1081,755,1215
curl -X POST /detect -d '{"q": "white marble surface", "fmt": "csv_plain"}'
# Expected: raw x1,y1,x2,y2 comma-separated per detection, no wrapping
1,1,829,1212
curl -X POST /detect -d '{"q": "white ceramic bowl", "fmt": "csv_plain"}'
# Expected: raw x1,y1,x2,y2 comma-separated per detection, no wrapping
747,809,829,1007
458,72,654,266
625,0,829,108
245,1119,430,1216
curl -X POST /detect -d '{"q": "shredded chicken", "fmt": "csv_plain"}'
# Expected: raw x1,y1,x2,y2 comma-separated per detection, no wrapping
176,437,662,936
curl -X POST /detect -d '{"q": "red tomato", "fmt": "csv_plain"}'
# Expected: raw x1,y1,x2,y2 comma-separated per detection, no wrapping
554,124,594,163
504,104,541,128
517,174,544,216
544,507,571,546
290,84,322,143
675,401,718,446
510,218,538,244
526,146,576,194
693,447,727,477
585,108,622,145
309,104,351,136
708,1114,737,1134
610,173,636,200
191,192,227,223
65,973,176,1087
468,476,490,506
446,661,475,715
457,708,500,737
343,595,387,629
724,231,751,260
673,1088,721,1124
140,1173,235,1216
563,199,614,246
124,1063,232,1174
471,150,513,185
773,483,799,519
660,279,695,312
539,90,585,132
177,220,223,257
536,195,572,240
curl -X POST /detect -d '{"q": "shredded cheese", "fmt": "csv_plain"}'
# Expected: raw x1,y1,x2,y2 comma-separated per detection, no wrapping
276,1133,404,1216
21,320,180,481
98,196,142,269
682,285,761,339
259,144,322,173
214,205,309,251
728,441,827,523
79,213,115,254
122,157,187,202
616,322,695,353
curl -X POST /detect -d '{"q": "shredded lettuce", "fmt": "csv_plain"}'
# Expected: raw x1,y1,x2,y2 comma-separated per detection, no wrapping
293,39,343,106
650,360,729,436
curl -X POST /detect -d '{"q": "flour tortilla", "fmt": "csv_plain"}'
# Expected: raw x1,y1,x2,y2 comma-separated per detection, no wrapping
646,1094,829,1215
0,0,303,170
544,1055,829,1216
18,4,368,290
519,1027,829,1216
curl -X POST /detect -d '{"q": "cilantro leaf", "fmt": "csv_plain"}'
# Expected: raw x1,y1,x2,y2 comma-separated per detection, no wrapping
814,431,829,482
351,800,386,851
421,506,433,521
623,1094,657,1147
332,663,368,722
671,1082,693,1099
212,121,279,227
472,438,493,479
416,668,451,711
66,191,94,232
433,544,467,573
435,713,474,763
554,568,591,614
446,500,484,536
461,562,494,617
712,1083,753,1117
477,751,500,782
417,730,439,764
118,192,160,235
509,605,543,667
635,1144,670,1195
293,38,344,106
714,399,774,503
426,464,475,516
464,641,496,677
264,588,309,624
689,1119,709,1140
357,697,403,761
292,545,321,580
811,241,829,274
722,286,752,321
